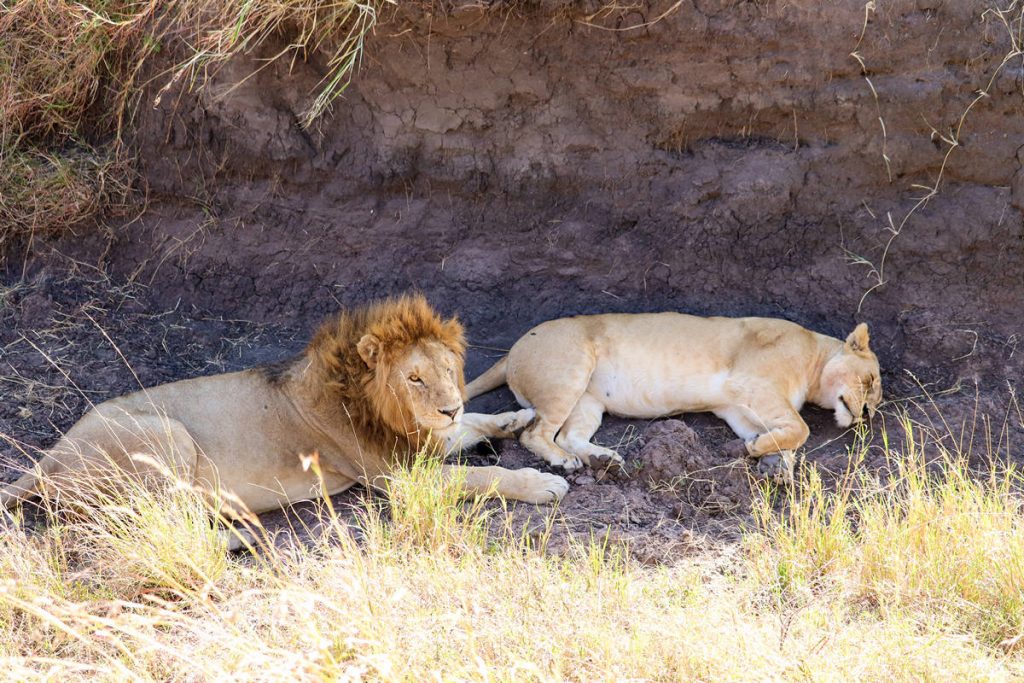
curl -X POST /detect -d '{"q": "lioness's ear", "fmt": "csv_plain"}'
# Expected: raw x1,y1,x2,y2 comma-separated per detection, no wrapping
357,333,383,368
846,323,871,353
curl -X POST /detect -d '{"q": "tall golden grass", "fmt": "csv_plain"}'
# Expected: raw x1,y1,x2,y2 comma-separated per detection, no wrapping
0,407,1022,679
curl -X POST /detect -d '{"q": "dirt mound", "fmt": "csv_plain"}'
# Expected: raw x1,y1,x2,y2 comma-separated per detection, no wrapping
466,418,756,563
635,419,752,518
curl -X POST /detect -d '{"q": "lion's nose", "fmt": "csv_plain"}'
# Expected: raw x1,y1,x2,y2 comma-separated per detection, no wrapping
439,405,462,420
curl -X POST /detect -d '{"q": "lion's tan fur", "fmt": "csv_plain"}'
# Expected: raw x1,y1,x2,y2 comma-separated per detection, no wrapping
1,295,568,522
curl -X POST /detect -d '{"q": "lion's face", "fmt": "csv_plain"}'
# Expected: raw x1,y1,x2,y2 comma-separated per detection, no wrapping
386,340,465,432
357,333,466,435
820,323,882,428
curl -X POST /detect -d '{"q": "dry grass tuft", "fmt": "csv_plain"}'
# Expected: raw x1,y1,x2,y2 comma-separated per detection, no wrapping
0,0,155,244
748,411,1024,650
0,143,133,242
165,0,389,127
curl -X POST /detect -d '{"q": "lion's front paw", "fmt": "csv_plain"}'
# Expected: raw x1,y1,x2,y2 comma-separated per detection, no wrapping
752,451,795,486
512,468,570,504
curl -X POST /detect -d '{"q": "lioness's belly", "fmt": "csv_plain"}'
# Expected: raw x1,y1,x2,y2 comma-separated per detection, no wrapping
588,356,730,418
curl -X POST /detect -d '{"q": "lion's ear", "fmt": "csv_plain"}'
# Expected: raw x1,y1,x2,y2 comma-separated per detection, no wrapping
357,333,383,368
845,323,871,353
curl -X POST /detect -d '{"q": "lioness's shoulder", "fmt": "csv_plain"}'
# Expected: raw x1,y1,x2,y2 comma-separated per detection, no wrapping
723,317,818,354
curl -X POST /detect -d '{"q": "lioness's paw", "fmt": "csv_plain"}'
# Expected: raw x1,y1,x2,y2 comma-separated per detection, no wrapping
587,449,624,474
553,455,584,471
752,451,795,486
499,408,536,436
514,468,570,504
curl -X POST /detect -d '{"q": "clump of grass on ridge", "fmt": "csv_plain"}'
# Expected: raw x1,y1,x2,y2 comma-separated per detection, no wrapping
0,144,133,243
166,0,388,127
0,0,391,246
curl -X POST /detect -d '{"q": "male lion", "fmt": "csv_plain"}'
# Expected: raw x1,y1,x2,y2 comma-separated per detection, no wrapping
1,295,568,542
465,313,882,484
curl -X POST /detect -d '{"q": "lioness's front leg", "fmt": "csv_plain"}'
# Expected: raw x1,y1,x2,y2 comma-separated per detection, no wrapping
719,396,809,486
442,409,535,452
442,464,569,504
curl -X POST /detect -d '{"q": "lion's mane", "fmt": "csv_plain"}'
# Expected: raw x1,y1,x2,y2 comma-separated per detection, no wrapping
293,294,466,457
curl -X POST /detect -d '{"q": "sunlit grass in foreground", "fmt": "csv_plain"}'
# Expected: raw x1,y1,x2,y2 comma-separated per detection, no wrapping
0,413,1023,680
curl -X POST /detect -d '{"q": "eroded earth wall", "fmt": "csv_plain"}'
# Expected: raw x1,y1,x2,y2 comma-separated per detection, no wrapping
39,0,1024,391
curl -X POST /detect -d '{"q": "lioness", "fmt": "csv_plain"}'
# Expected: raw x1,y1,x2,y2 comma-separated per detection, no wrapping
466,313,882,483
1,296,568,542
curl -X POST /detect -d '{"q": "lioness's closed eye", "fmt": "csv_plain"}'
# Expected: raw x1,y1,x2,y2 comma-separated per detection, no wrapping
2,295,568,548
465,312,882,485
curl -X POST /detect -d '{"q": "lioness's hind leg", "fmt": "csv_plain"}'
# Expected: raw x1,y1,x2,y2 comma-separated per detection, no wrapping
510,341,596,471
555,393,621,470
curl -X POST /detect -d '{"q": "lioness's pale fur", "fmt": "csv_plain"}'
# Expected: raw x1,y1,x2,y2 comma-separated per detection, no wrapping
466,313,882,483
1,296,568,538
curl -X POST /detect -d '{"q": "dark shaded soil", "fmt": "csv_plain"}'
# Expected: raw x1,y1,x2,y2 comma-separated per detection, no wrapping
2,270,1020,560
3,0,1024,558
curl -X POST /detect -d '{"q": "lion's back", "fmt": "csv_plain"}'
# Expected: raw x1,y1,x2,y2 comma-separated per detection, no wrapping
83,369,298,455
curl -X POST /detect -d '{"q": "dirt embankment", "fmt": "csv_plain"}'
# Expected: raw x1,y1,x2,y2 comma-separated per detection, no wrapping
3,1,1024,551
48,1,1023,386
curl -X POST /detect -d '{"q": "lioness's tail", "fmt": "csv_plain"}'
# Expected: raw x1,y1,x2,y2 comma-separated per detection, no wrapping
0,455,59,509
465,356,509,399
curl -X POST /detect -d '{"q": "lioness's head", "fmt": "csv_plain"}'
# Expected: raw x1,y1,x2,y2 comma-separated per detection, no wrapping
307,295,467,446
819,323,882,428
